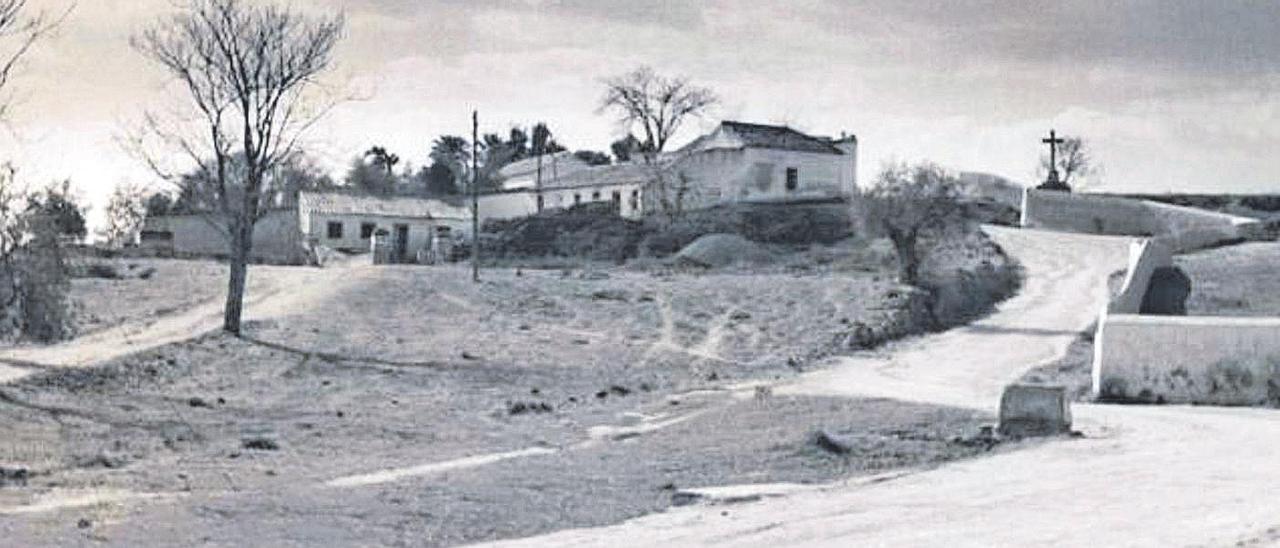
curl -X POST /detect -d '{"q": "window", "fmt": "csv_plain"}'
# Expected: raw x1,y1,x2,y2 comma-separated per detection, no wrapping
785,167,799,191
592,191,601,201
360,222,376,239
574,193,581,205
536,195,545,212
327,221,343,239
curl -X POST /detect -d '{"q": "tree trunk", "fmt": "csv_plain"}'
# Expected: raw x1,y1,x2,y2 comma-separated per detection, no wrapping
893,235,919,286
223,215,253,335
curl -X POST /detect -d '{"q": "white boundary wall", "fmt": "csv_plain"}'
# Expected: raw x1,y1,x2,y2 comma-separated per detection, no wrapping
1090,229,1280,406
1093,314,1280,405
1021,189,1264,253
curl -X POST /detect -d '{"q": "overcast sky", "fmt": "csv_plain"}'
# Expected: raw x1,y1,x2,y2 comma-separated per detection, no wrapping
4,0,1280,227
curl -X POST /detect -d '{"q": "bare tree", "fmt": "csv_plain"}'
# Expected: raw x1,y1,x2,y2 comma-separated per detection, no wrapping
599,66,716,220
101,182,147,248
599,66,717,154
860,162,967,285
132,0,343,334
1038,136,1094,188
0,0,71,119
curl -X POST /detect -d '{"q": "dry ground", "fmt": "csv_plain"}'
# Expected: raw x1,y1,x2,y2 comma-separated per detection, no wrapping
66,258,271,337
0,242,1013,546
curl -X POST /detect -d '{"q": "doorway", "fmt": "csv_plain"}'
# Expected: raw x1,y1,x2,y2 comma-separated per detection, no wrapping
393,224,409,263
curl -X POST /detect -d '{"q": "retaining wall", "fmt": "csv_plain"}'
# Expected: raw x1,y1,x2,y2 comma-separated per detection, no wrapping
1093,314,1280,406
1087,212,1280,406
1022,189,1264,252
1107,239,1173,314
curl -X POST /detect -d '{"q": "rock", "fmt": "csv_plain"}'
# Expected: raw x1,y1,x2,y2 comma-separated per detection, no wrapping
76,452,127,469
508,401,553,415
674,234,773,269
729,311,751,321
609,385,631,396
461,351,481,360
242,437,280,451
77,518,92,529
187,397,210,408
591,289,629,302
671,491,704,507
811,429,855,454
0,465,29,486
998,384,1072,438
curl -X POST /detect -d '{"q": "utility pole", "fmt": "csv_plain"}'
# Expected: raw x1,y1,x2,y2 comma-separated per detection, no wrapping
471,110,480,283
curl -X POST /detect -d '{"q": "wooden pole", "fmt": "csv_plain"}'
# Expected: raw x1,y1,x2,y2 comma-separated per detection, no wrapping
471,110,480,283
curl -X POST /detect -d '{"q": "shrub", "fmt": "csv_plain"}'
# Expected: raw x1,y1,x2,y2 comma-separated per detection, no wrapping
17,216,74,342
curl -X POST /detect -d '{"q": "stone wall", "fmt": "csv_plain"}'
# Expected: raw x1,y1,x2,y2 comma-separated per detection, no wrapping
1093,314,1280,406
1022,189,1263,252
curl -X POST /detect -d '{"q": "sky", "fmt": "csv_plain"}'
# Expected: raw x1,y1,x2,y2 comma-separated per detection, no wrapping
4,0,1280,230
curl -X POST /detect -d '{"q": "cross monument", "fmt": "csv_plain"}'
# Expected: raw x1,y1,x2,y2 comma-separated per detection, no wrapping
1038,129,1070,191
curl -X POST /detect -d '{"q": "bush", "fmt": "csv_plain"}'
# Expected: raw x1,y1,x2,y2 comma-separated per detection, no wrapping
16,217,74,342
641,202,855,257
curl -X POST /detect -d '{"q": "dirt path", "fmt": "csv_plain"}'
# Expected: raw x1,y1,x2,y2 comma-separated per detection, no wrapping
484,227,1280,547
0,263,375,384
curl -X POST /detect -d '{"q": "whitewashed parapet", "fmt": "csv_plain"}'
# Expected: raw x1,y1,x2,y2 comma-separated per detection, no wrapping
1093,314,1280,405
1021,189,1266,252
1108,239,1173,314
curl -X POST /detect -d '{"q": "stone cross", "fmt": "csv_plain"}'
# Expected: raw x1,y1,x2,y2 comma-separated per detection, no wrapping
1042,129,1064,177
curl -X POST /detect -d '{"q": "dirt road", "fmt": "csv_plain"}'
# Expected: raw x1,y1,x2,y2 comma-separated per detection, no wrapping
486,227,1280,547
0,262,374,383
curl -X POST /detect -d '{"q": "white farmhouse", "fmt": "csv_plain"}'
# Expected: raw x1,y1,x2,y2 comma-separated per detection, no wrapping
674,121,858,208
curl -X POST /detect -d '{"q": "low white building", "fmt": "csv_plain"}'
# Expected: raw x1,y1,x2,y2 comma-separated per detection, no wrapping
298,191,470,262
140,191,470,264
478,157,649,222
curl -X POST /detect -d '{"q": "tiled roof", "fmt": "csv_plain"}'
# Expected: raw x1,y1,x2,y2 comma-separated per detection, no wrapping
540,162,654,190
681,121,847,155
298,191,469,220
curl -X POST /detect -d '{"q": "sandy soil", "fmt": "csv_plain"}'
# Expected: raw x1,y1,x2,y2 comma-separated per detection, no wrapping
0,243,1013,546
489,228,1280,548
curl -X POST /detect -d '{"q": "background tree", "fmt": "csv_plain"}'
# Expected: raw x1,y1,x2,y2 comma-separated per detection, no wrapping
101,182,147,248
599,66,716,220
345,155,397,195
610,134,643,163
860,162,967,285
1038,135,1094,188
418,162,458,196
0,0,70,119
572,150,611,166
599,66,717,156
363,146,400,176
26,179,85,240
144,192,174,218
132,0,344,335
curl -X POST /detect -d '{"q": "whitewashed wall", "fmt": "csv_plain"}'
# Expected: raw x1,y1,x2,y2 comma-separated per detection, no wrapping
1022,189,1264,252
304,212,470,260
147,210,305,264
677,148,854,209
478,183,646,222
1094,314,1280,405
